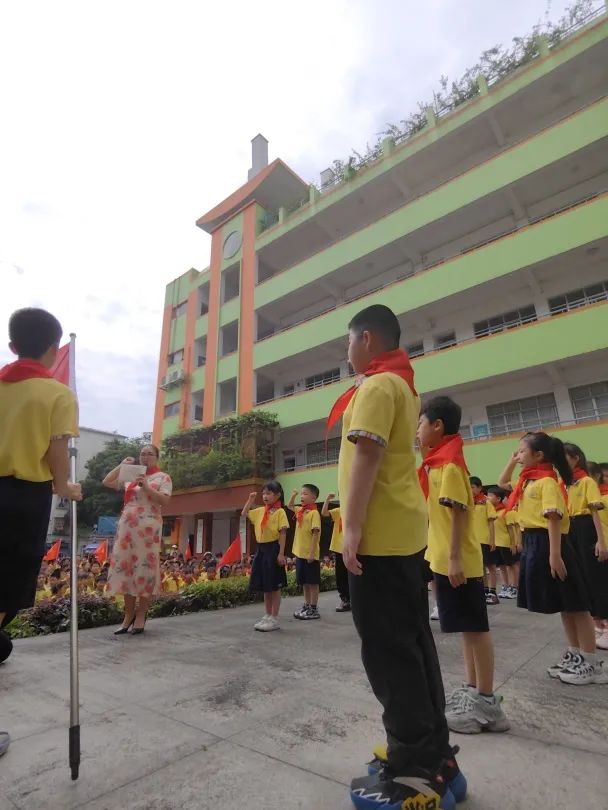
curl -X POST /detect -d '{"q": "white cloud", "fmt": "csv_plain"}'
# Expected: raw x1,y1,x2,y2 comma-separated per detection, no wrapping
0,0,577,434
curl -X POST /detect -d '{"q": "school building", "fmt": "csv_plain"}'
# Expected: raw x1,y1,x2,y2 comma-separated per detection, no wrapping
153,9,608,553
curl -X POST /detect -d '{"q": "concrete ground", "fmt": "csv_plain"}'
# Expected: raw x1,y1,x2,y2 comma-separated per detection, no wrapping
1,591,607,810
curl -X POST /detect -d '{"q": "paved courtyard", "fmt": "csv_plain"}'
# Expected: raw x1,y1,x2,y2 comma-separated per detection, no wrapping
1,591,607,810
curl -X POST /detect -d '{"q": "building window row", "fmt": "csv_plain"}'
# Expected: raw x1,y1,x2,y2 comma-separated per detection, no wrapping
172,302,187,319
164,402,180,418
168,349,184,366
548,279,608,315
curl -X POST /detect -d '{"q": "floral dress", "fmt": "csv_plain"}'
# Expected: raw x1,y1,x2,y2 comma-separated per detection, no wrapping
107,471,172,598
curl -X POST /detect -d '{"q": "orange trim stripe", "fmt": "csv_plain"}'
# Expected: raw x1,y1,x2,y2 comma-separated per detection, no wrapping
152,303,173,445
238,204,257,413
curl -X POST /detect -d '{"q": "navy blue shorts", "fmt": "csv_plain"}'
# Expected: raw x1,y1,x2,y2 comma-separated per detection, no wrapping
569,515,608,619
482,544,501,567
497,547,519,566
434,573,489,633
295,557,321,586
249,541,287,593
518,529,590,615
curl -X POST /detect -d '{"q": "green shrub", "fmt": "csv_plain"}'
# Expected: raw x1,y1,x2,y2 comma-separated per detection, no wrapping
5,569,336,638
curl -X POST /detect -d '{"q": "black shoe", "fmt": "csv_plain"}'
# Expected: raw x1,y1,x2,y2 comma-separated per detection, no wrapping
367,745,466,804
336,600,351,612
300,606,320,620
294,604,309,619
351,766,455,810
114,617,135,635
131,613,148,635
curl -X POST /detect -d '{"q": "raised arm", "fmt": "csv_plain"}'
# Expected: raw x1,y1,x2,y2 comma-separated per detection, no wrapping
498,452,519,490
103,457,134,490
321,492,336,517
287,489,298,512
241,492,257,518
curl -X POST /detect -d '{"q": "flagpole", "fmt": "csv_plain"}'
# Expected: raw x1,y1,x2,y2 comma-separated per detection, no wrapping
68,332,81,781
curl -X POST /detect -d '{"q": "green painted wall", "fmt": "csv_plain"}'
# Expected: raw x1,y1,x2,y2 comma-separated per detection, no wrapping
161,415,180,438
257,18,608,249
277,422,608,496
163,384,183,406
255,100,608,310
259,303,608,428
195,314,209,339
168,315,186,353
219,297,240,327
216,352,239,383
254,195,608,367
190,367,205,391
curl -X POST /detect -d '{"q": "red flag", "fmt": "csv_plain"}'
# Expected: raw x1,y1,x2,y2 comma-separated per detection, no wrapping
184,543,192,561
219,536,241,567
94,540,108,565
50,343,70,386
44,539,62,562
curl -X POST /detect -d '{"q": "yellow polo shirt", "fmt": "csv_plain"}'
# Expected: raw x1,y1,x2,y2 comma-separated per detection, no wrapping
337,373,427,556
425,463,484,579
517,478,570,533
292,508,321,560
0,377,78,482
598,492,608,535
473,499,496,546
329,507,343,554
568,477,603,517
248,506,289,543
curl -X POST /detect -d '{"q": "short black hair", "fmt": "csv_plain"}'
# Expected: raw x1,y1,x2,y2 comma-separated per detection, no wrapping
487,486,508,500
421,396,462,435
9,308,63,360
469,476,482,488
348,304,400,350
303,483,320,500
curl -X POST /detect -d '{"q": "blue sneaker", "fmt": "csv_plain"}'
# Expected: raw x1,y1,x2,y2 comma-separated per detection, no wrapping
351,767,455,810
367,744,467,803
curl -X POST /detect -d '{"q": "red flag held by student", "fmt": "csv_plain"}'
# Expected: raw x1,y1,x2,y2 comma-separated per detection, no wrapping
219,536,241,567
184,543,193,561
50,343,70,385
44,539,62,562
94,540,108,565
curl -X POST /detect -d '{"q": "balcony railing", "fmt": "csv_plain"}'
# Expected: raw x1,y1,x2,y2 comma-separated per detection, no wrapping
255,189,605,341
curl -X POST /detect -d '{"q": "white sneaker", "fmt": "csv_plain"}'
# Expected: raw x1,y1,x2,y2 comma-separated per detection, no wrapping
547,650,580,679
596,632,608,651
559,657,608,685
430,605,439,621
258,616,280,632
498,586,511,599
446,691,510,734
254,614,270,630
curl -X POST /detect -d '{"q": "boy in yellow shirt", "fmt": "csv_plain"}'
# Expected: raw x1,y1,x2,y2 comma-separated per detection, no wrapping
0,308,81,757
486,487,519,599
469,476,499,605
333,305,462,809
321,493,350,612
288,484,322,620
418,395,509,736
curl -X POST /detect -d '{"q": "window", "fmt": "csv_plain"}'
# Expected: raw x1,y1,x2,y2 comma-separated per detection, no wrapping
194,337,207,368
283,384,295,397
282,450,296,472
434,331,457,350
172,302,187,319
486,393,559,436
168,349,184,366
460,424,472,441
406,341,424,359
222,263,240,304
164,402,180,418
306,438,341,466
219,321,238,356
198,283,210,317
305,368,340,390
548,280,608,315
217,379,237,417
569,381,608,422
474,305,537,338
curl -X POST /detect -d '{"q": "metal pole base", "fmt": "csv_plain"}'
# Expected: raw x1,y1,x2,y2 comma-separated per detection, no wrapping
69,724,80,781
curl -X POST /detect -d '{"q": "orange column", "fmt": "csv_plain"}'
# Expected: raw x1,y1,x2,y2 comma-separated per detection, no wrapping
238,204,256,413
179,289,198,430
152,304,173,446
203,230,223,425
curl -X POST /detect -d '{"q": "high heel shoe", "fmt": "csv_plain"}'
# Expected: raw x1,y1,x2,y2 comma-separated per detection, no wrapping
114,617,135,635
130,613,148,635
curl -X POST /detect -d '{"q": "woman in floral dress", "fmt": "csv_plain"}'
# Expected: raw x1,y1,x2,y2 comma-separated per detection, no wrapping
103,445,172,634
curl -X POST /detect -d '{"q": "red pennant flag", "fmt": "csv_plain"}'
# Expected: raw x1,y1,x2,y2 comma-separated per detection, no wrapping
44,539,62,562
50,343,70,386
219,536,241,568
184,543,192,561
94,540,108,565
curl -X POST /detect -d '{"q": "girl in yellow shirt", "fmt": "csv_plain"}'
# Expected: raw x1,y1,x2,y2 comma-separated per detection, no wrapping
243,480,289,632
499,432,606,686
564,444,608,647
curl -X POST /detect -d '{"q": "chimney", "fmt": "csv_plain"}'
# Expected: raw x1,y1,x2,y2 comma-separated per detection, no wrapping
248,134,269,180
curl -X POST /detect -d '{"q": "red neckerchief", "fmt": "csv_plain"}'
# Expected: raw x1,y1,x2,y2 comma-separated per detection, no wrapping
473,494,486,505
600,484,608,496
124,465,161,504
417,434,468,499
505,464,567,511
326,349,416,436
261,501,282,529
493,502,507,515
572,468,588,482
296,503,316,527
0,359,53,382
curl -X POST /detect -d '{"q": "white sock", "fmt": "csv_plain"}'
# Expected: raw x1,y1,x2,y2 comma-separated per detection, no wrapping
583,652,596,665
568,646,580,656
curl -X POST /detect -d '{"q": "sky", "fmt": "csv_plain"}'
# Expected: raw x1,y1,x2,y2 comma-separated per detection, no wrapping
0,0,577,437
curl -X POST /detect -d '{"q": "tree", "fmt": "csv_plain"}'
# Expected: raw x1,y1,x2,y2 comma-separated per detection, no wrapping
78,436,150,528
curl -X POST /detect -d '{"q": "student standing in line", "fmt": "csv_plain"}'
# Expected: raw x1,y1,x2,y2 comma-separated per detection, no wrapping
321,493,350,612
